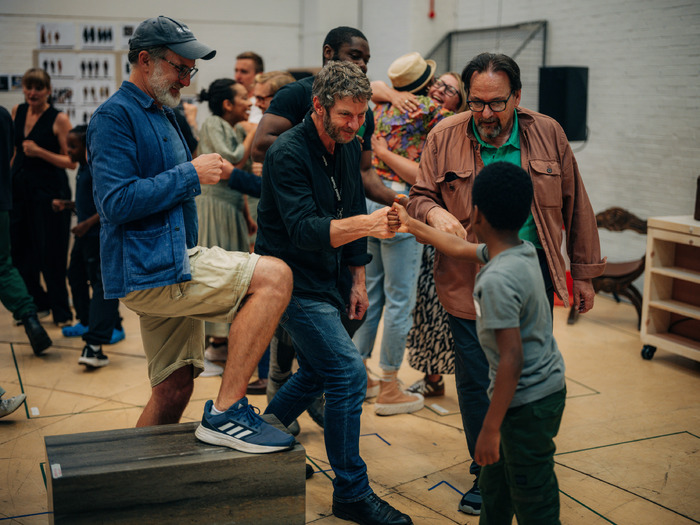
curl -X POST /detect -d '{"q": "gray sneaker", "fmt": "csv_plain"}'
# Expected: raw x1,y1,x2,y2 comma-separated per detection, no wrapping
0,393,27,419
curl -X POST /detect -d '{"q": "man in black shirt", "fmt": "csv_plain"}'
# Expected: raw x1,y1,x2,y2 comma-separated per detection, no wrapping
257,62,412,525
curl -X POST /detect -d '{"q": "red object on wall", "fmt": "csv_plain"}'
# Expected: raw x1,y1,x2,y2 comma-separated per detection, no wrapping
428,0,435,18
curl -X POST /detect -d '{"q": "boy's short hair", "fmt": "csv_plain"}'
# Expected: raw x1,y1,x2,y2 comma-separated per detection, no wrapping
69,124,88,144
472,162,533,231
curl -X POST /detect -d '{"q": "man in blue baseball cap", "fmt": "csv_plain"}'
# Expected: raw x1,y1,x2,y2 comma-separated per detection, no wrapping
129,15,216,61
87,16,296,454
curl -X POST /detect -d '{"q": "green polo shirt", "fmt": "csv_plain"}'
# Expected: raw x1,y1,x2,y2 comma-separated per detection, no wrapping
473,112,541,248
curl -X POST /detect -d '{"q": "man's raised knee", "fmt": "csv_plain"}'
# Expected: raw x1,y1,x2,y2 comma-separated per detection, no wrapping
254,256,293,299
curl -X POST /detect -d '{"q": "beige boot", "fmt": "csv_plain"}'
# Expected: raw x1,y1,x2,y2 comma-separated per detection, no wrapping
365,360,380,399
375,370,424,416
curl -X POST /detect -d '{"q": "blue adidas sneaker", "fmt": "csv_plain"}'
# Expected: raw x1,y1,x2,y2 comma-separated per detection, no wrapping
195,398,295,454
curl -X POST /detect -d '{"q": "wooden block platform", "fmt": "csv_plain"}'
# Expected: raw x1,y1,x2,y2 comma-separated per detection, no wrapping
45,418,305,524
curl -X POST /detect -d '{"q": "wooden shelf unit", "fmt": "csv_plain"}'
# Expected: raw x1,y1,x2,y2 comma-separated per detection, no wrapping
640,215,700,361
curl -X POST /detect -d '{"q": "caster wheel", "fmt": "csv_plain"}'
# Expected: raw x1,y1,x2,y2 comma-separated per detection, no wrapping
641,345,656,360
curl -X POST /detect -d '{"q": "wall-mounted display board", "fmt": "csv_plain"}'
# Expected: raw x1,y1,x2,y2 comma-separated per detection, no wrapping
29,21,198,125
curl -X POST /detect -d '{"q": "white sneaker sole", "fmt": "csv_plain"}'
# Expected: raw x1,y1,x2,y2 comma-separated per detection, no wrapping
78,357,109,367
204,346,228,361
200,359,224,377
374,396,424,416
194,424,292,454
458,502,481,515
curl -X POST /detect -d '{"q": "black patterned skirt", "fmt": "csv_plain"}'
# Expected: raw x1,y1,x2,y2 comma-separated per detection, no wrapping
406,245,455,375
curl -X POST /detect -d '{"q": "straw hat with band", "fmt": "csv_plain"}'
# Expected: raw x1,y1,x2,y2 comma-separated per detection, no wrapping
129,16,216,61
387,52,436,93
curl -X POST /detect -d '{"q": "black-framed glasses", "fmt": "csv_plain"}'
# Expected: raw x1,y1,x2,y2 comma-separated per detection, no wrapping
433,79,459,98
163,59,198,80
467,91,513,112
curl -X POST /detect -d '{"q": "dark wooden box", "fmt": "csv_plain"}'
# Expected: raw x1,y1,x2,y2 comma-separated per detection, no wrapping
45,418,305,524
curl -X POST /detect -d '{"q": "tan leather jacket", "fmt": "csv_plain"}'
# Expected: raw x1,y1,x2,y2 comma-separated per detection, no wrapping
407,107,605,319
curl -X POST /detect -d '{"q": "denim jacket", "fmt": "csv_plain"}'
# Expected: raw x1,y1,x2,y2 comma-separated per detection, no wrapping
87,81,201,299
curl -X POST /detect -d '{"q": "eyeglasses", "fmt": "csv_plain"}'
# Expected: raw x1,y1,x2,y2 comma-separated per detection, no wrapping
467,91,514,112
163,59,198,80
433,79,459,98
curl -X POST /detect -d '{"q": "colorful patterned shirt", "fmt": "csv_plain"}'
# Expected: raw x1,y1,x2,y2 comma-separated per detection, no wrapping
372,95,452,183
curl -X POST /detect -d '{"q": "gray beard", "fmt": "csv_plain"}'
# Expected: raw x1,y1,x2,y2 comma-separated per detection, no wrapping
150,63,181,108
153,83,180,108
476,120,502,139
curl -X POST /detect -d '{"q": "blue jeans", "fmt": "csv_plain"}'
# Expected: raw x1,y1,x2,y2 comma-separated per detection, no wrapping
448,315,491,480
352,198,422,371
264,295,371,503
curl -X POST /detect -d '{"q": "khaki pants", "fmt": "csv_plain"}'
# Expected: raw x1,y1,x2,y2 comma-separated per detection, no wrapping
122,246,259,387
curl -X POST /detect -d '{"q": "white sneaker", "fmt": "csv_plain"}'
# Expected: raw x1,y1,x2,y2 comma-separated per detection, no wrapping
200,359,224,377
0,393,27,418
78,345,110,368
204,343,228,362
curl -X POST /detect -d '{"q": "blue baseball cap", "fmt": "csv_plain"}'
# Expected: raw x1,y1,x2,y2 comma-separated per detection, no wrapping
129,16,216,60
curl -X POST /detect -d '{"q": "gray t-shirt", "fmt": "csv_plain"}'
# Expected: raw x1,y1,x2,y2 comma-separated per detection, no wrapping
473,241,565,407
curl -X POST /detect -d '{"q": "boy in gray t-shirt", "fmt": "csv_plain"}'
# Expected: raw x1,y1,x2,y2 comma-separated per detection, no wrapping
391,161,566,524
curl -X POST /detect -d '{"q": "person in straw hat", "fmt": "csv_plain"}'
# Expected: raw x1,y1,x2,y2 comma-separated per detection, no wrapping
352,51,454,415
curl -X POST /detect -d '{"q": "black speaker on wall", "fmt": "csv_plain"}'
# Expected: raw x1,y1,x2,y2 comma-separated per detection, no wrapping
538,66,588,142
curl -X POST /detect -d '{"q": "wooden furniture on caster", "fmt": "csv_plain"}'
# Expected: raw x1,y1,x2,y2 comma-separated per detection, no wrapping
568,207,647,327
640,215,700,361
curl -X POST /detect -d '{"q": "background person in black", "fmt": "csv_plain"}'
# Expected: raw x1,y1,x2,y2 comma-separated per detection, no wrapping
0,105,52,356
10,68,76,326
56,125,124,368
252,25,398,207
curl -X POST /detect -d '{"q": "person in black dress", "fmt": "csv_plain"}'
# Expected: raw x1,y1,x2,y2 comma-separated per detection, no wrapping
10,68,76,326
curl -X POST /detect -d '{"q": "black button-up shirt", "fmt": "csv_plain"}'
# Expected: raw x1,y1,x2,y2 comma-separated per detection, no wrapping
256,112,371,311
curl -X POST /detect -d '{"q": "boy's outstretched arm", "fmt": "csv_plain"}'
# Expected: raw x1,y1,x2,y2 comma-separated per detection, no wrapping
390,202,482,262
474,327,523,466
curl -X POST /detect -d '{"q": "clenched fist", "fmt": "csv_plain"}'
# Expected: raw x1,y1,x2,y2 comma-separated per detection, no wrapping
192,153,223,185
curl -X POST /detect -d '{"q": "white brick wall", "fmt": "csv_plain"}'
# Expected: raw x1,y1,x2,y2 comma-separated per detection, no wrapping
454,0,700,270
455,0,700,220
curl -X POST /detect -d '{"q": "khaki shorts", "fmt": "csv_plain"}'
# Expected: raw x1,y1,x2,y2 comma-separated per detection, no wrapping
121,246,259,387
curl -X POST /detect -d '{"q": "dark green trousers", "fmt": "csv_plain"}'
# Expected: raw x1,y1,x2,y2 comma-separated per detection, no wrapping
0,211,37,321
479,387,566,525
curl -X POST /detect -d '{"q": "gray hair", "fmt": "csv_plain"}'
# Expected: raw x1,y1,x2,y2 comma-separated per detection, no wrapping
312,60,372,111
127,45,168,65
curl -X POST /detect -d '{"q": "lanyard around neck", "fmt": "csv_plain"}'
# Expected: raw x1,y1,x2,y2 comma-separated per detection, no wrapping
321,152,343,219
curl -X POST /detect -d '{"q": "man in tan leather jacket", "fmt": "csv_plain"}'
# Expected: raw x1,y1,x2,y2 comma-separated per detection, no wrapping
406,52,605,516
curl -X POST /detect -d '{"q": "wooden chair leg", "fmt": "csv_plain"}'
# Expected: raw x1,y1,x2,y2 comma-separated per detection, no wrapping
619,286,643,330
